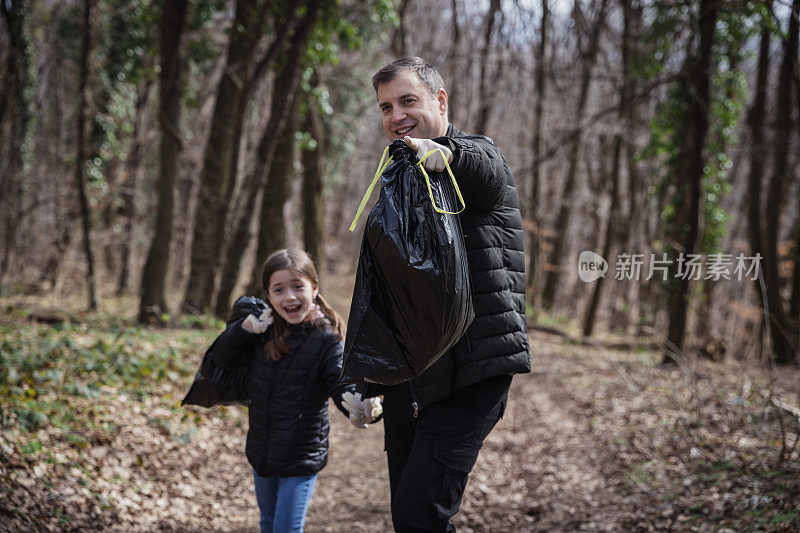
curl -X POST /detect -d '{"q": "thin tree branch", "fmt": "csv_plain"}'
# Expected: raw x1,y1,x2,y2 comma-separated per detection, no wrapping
515,74,679,174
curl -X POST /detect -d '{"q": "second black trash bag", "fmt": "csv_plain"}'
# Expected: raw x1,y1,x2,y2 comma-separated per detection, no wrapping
182,296,269,407
341,140,474,386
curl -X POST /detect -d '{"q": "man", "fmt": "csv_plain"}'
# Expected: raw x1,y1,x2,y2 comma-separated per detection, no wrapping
352,57,530,532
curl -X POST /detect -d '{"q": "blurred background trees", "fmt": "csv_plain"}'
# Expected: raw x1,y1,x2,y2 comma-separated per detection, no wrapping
0,0,798,364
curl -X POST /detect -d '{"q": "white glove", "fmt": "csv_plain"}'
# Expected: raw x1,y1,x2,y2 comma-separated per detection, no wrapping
403,136,453,172
242,308,272,334
341,392,383,429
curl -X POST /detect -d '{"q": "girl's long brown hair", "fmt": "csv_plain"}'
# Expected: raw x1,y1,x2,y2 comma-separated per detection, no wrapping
261,249,345,361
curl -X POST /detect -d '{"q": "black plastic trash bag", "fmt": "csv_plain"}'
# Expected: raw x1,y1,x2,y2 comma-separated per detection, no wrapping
182,296,269,407
341,140,474,386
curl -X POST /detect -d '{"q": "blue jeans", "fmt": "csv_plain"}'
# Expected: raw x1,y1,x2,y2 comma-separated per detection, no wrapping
252,469,317,533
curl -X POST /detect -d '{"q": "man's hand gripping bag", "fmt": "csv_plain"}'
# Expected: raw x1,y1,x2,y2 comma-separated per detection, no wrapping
341,140,474,385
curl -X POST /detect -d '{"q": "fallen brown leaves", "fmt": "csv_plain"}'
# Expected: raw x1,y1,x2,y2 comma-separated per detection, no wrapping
2,325,799,532
452,336,800,532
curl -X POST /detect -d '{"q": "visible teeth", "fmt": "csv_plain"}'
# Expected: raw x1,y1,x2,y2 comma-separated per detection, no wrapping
396,126,413,135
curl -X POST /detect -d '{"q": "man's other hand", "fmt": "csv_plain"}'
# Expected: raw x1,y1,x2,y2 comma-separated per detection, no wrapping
403,136,453,172
341,392,383,429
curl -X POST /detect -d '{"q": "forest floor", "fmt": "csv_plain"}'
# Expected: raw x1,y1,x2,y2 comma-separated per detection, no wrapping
1,285,800,532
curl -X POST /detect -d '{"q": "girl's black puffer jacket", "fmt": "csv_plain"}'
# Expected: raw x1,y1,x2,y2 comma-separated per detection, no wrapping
210,317,353,478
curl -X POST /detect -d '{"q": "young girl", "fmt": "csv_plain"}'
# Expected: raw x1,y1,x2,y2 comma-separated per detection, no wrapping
209,249,380,532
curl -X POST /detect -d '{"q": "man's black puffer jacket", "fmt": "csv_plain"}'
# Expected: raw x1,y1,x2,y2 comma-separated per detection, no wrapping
406,124,531,407
211,318,353,477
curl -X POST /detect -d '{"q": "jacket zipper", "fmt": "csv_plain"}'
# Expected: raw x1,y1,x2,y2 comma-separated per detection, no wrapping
266,362,277,453
409,380,419,419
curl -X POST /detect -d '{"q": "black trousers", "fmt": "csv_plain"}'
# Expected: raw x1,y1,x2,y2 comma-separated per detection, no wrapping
383,374,512,532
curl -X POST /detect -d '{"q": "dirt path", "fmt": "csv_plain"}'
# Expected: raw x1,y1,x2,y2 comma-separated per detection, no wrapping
119,333,630,531
452,341,642,532
315,333,799,532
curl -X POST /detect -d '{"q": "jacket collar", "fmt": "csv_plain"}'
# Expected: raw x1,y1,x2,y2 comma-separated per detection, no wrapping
446,122,468,138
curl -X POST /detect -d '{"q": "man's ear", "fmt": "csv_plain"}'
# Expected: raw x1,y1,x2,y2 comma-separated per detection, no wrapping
438,88,448,116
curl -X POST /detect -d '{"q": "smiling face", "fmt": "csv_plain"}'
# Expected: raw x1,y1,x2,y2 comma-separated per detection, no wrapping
267,269,319,325
376,69,448,142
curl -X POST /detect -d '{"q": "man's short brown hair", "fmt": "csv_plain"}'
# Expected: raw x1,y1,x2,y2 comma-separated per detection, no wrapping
372,57,445,95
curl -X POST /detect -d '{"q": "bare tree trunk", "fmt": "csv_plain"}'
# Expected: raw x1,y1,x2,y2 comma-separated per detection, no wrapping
541,0,608,309
792,69,800,322
392,0,410,57
0,0,24,130
101,158,122,274
37,17,73,291
138,0,188,323
117,80,152,295
447,0,461,125
695,40,743,348
663,0,718,363
695,281,714,348
527,0,549,310
618,0,644,335
0,0,29,283
746,2,771,321
214,0,321,315
182,0,273,313
584,134,621,337
244,89,302,297
75,0,97,310
39,89,72,292
301,90,325,268
93,59,121,278
791,208,800,323
762,0,799,363
474,0,501,135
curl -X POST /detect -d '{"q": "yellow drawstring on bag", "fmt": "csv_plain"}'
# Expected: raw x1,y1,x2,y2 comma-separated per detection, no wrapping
417,148,466,215
349,146,393,231
348,146,466,231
